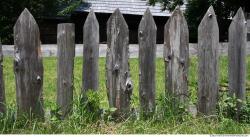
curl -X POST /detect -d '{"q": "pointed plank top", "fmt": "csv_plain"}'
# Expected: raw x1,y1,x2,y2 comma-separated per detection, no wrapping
14,8,38,28
172,6,184,17
107,8,128,29
202,6,215,19
229,7,246,30
139,8,156,30
199,6,216,26
168,6,187,26
198,6,218,33
84,9,99,27
233,7,245,21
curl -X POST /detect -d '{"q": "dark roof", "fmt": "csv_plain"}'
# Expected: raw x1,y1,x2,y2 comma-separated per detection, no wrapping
75,0,172,16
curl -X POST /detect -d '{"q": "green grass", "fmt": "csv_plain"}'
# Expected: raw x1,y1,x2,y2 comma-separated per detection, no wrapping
1,56,250,134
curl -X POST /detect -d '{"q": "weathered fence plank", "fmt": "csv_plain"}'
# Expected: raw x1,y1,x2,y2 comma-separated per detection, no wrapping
228,8,247,120
228,8,247,99
139,8,157,116
83,10,99,92
106,8,133,116
164,7,189,104
197,6,219,115
14,8,44,118
57,23,75,119
0,42,5,113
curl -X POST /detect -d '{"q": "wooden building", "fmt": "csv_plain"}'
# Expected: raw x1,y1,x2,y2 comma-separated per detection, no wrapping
38,16,71,44
71,0,174,44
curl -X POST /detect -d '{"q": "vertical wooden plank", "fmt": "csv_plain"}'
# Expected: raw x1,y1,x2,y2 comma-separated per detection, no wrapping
106,8,133,115
83,10,99,92
0,41,6,113
14,8,44,119
138,8,157,117
228,8,247,120
164,7,189,104
57,23,75,119
197,6,219,115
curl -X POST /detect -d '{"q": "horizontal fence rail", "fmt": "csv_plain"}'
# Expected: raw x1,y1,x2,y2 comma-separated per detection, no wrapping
0,6,249,119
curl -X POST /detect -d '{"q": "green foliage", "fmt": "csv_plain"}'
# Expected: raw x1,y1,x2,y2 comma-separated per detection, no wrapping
185,0,249,42
101,107,117,122
0,0,59,44
217,93,250,123
149,0,250,42
148,0,184,11
0,0,83,44
154,92,192,123
58,0,82,16
80,90,102,122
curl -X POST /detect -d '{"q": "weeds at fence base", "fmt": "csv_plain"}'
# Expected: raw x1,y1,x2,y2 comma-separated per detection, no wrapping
217,93,250,124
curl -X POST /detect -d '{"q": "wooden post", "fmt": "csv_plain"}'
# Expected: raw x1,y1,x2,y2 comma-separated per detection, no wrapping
57,23,75,119
228,8,247,120
83,10,99,92
0,41,5,113
164,7,189,104
197,6,219,115
106,8,133,116
14,8,44,119
138,8,157,117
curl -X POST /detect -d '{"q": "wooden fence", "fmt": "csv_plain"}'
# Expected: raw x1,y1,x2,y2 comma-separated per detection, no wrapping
0,6,248,120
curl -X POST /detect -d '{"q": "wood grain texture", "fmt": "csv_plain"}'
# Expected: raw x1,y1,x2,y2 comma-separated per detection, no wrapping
197,6,219,115
228,8,247,120
14,8,44,119
228,8,247,99
0,42,5,113
138,8,157,116
57,23,75,119
83,10,99,92
106,8,133,115
164,7,189,104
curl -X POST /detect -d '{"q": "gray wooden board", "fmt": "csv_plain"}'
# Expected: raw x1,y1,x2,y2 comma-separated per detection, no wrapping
83,10,99,92
197,6,219,115
57,23,75,118
106,9,133,115
164,7,189,104
138,8,157,116
14,8,44,118
228,8,247,120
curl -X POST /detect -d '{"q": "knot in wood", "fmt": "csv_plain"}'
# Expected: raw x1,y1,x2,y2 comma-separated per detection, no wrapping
165,55,172,63
14,56,21,71
14,54,21,63
63,80,67,85
124,71,128,77
179,58,185,65
36,75,41,83
113,64,120,72
164,57,169,63
139,31,143,38
125,79,133,92
142,92,146,97
208,13,213,18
